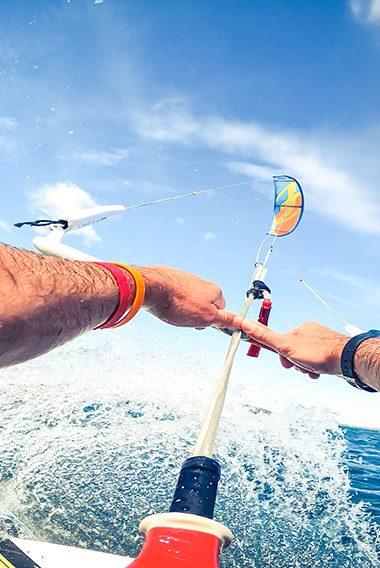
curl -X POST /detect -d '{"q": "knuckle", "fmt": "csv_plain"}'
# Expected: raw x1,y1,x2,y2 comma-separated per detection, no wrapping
210,281,222,294
204,309,217,325
254,326,269,342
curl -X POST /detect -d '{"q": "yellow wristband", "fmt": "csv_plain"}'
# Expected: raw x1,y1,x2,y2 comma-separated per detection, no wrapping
109,263,145,327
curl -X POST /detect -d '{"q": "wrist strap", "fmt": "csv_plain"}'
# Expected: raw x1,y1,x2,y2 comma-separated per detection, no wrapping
340,330,380,392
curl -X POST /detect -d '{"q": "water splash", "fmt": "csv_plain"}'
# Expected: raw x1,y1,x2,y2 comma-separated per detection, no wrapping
0,331,378,566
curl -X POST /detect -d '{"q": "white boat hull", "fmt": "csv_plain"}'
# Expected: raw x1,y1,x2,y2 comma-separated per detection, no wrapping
7,538,134,567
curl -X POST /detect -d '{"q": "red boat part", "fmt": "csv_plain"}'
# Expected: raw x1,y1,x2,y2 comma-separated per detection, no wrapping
127,512,232,568
247,299,272,358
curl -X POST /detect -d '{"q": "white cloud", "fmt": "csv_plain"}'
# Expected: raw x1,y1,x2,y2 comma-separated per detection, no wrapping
60,148,131,166
0,220,11,233
350,0,362,18
0,117,17,158
134,96,199,143
0,117,17,130
175,217,185,225
202,232,216,241
228,162,274,183
313,268,380,310
316,268,368,287
28,182,101,245
349,0,380,23
133,98,380,235
0,136,16,154
29,182,97,216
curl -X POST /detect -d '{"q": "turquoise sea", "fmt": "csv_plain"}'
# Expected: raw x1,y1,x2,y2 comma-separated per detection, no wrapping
0,336,379,567
344,427,380,527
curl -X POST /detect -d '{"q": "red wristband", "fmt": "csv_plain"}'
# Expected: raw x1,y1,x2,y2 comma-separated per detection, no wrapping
91,262,132,329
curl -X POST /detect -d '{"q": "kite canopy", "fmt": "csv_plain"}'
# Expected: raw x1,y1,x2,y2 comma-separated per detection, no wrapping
269,175,304,237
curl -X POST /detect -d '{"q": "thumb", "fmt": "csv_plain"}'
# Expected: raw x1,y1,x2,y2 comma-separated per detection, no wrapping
213,309,243,329
241,319,283,352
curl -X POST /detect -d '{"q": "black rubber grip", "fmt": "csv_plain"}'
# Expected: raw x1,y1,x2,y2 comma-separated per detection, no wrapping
169,456,221,519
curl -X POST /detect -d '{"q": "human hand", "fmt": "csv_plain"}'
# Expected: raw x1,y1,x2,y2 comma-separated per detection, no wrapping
241,320,349,379
139,265,242,329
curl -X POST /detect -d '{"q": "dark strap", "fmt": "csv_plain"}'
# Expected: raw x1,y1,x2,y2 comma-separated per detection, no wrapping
340,330,380,392
14,219,69,229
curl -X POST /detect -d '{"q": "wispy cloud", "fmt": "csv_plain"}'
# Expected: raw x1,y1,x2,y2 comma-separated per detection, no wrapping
0,117,17,157
318,290,379,318
312,268,380,309
0,137,15,154
134,96,199,143
0,116,17,130
133,97,380,235
27,182,101,246
315,268,369,288
59,148,132,166
0,220,11,233
202,231,216,242
228,162,274,182
349,0,380,23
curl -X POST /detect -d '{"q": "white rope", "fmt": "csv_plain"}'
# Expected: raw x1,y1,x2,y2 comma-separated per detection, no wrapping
124,180,256,211
274,251,348,327
255,234,272,266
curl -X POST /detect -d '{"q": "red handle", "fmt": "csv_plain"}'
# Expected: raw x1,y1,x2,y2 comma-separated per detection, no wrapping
127,527,222,567
247,299,272,358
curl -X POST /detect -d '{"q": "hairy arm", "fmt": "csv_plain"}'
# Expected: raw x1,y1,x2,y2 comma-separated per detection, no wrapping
0,244,119,366
241,320,380,392
354,339,380,391
0,243,241,367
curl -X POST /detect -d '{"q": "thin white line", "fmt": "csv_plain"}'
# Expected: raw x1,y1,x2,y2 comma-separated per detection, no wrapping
124,180,257,211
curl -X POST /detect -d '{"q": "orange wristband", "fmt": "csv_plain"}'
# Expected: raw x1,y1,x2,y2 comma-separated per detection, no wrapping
109,263,145,327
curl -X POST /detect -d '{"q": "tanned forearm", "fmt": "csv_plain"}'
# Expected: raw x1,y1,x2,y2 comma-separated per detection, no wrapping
0,243,242,368
0,244,124,367
354,339,380,392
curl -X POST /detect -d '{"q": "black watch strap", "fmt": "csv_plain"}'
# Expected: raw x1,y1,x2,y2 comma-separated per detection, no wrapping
340,330,380,392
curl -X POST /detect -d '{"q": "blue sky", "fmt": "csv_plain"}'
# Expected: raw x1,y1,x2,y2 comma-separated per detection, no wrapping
1,0,380,426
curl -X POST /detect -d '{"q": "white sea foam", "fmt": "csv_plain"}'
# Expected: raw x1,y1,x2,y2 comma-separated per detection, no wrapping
0,328,379,566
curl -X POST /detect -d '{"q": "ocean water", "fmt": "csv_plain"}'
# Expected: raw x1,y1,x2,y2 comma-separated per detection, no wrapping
344,427,380,527
0,332,379,567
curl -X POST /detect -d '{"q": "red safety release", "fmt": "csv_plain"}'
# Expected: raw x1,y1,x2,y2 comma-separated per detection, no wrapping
127,527,222,568
247,299,272,358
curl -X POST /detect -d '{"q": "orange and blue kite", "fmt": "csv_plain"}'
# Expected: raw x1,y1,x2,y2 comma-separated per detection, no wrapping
269,175,304,237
